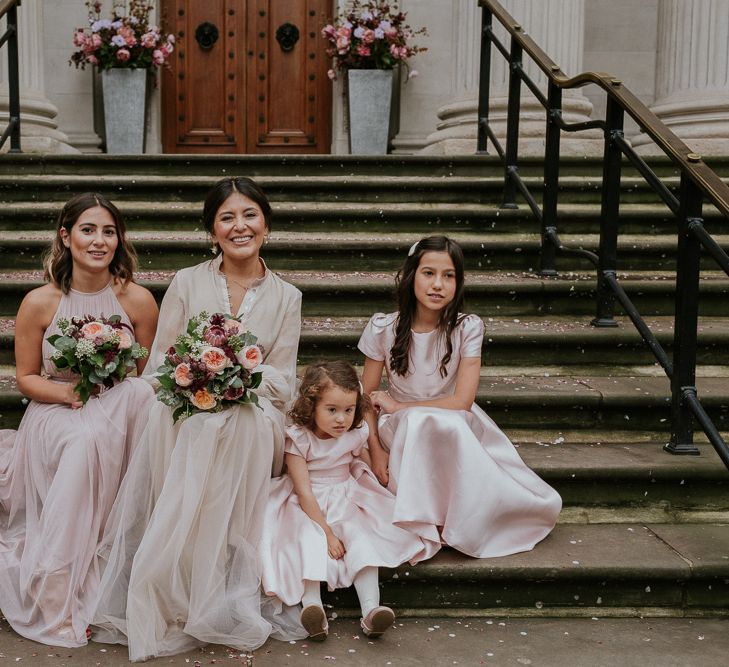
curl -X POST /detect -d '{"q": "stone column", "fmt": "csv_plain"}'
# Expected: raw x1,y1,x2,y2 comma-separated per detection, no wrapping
421,0,601,156
632,0,729,155
0,0,77,153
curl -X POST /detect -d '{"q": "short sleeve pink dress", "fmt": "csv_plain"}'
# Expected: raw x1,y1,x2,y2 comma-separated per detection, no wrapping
358,312,562,559
259,423,439,606
0,283,153,647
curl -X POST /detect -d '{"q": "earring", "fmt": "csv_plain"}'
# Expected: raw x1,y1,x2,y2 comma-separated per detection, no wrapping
210,241,219,255
264,236,269,245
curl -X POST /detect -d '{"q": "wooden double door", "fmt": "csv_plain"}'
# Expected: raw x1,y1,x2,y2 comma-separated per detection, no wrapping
161,0,332,153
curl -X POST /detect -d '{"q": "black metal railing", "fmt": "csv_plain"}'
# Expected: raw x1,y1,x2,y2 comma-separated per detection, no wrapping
0,0,21,152
477,0,729,469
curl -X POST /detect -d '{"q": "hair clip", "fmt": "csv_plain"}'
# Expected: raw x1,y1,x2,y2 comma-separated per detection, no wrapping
407,241,419,257
358,380,364,394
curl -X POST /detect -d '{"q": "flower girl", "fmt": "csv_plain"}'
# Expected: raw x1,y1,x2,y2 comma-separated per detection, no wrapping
259,361,438,640
359,235,562,559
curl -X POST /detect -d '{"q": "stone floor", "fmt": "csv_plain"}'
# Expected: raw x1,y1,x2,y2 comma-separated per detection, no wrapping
2,616,729,666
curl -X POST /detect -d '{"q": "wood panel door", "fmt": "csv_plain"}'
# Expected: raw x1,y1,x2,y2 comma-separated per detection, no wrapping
161,0,332,153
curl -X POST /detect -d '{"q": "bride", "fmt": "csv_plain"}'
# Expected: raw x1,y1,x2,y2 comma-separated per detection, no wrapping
92,177,304,661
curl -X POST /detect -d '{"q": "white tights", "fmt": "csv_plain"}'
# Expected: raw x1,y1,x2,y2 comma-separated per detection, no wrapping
302,566,380,617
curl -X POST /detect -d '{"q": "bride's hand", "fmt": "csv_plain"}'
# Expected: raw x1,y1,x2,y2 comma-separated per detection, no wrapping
370,390,400,415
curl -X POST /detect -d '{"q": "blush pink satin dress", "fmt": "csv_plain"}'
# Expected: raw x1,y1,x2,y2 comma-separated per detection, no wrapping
0,283,153,647
260,424,439,606
358,312,562,559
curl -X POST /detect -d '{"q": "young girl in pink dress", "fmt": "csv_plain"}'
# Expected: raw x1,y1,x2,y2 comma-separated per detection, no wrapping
0,193,158,647
358,235,562,559
260,361,439,641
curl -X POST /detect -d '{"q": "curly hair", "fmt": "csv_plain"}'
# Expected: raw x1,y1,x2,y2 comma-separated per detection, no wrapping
390,235,466,378
43,192,137,294
289,360,371,432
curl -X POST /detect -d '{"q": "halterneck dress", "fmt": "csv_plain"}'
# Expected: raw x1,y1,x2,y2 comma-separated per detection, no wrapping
0,283,154,647
260,423,440,606
92,256,305,662
358,312,562,559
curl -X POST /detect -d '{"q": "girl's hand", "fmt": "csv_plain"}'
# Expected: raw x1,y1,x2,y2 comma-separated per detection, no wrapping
369,447,390,487
370,390,401,415
326,532,346,560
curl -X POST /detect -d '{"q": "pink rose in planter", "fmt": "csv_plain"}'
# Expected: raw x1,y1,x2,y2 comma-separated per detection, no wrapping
116,48,130,62
356,44,371,57
362,28,376,44
152,49,165,66
73,31,86,47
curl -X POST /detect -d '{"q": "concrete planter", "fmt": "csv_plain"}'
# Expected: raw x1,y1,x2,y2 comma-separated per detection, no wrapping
101,68,147,154
347,69,394,155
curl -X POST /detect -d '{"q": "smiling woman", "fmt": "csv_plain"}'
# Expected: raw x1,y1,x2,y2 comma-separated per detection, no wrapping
92,177,306,661
0,193,159,648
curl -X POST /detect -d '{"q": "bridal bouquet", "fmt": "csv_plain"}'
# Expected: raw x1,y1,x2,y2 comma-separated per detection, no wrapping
155,312,263,423
48,314,149,404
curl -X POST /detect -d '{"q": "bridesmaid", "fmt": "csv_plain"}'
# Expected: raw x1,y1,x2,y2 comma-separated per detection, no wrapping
0,193,158,647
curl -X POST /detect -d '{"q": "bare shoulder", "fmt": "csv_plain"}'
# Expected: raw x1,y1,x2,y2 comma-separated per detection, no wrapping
17,283,62,324
115,280,158,313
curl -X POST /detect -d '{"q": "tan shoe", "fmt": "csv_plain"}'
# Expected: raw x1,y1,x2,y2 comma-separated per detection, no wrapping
360,606,395,638
300,604,328,641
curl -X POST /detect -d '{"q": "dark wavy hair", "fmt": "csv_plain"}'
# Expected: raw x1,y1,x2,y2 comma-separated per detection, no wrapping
202,177,272,255
43,192,137,294
289,360,371,433
390,235,466,378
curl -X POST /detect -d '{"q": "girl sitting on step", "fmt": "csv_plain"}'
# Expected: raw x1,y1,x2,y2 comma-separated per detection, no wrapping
259,360,439,641
359,235,562,559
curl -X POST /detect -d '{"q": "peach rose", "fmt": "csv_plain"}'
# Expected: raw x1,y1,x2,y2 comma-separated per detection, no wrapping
174,362,193,387
117,330,133,349
80,321,106,340
190,389,216,410
236,344,262,370
200,346,231,373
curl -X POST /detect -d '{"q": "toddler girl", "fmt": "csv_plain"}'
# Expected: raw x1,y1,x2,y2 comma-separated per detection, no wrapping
359,235,562,559
259,361,438,641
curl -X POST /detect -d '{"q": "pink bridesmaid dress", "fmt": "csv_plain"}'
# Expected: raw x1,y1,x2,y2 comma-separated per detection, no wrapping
260,424,439,606
358,312,562,559
0,283,153,647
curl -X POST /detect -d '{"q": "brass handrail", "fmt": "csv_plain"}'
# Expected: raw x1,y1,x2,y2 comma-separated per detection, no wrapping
0,0,20,22
479,0,729,221
478,0,729,467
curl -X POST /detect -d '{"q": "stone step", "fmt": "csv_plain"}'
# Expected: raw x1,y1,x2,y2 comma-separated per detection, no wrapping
3,314,727,367
2,173,726,206
1,200,727,234
1,371,726,431
2,230,728,273
327,523,729,615
0,364,725,518
5,269,729,317
6,153,728,179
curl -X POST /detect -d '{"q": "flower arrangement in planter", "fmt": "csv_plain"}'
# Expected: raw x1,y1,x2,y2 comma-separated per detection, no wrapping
321,1,427,155
69,1,175,154
70,0,175,71
321,1,426,80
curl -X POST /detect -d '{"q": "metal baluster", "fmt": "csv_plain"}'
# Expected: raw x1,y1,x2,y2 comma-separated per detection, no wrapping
592,96,623,327
540,80,561,276
502,35,521,209
665,174,703,455
476,7,493,155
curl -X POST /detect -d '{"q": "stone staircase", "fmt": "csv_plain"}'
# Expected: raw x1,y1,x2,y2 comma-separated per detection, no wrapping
1,154,728,619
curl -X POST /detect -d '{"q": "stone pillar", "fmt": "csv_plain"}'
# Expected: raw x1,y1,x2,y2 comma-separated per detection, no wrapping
632,0,729,155
421,0,601,156
0,0,77,153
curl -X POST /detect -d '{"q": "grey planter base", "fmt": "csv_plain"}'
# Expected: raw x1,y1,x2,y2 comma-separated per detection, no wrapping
347,69,394,155
101,68,147,154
